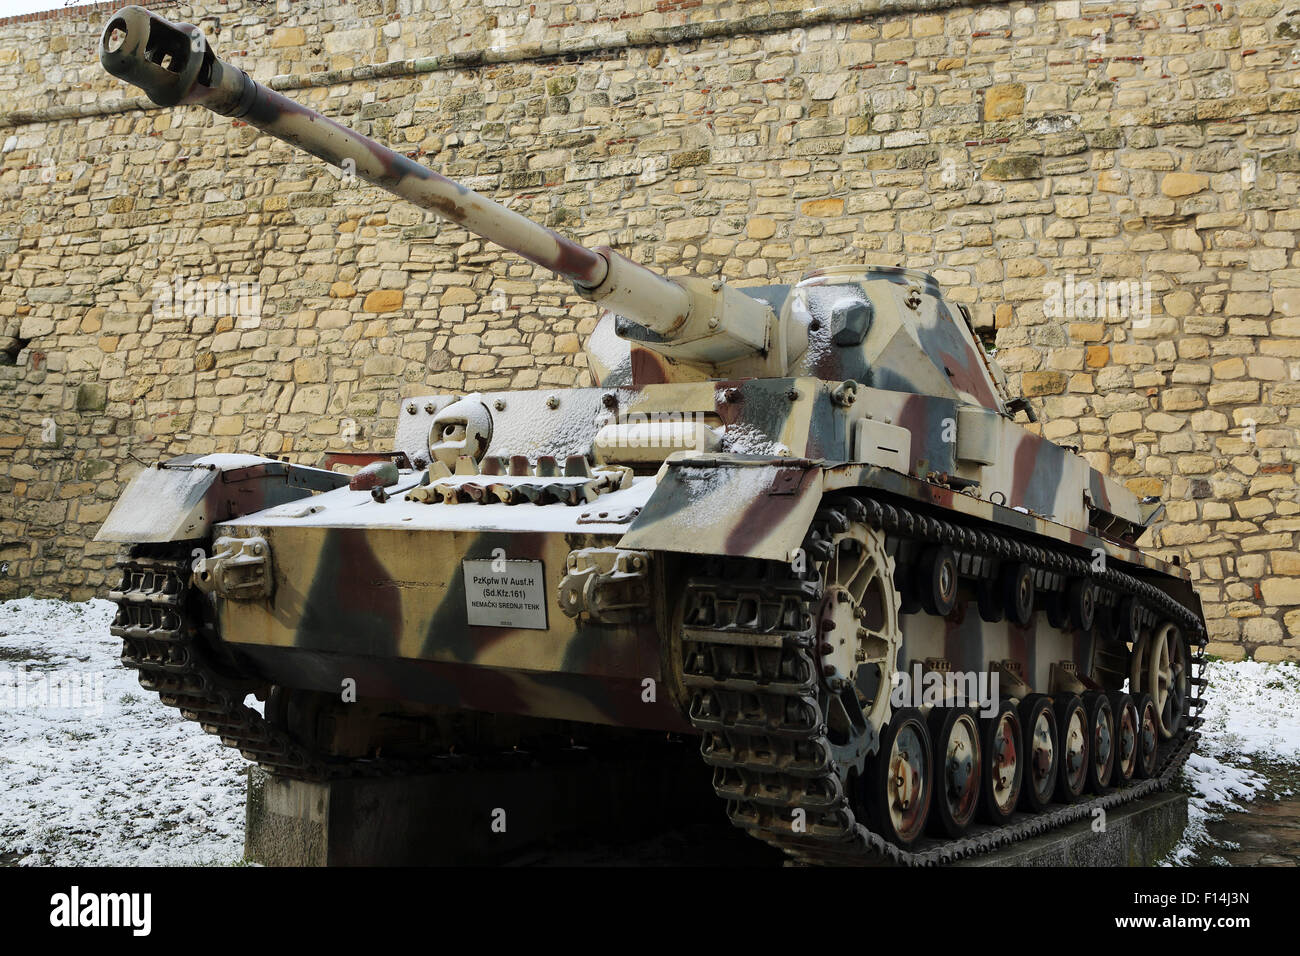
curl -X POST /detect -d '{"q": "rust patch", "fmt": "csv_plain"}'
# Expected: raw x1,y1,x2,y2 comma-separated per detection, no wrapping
631,347,670,385
425,192,468,223
553,236,606,285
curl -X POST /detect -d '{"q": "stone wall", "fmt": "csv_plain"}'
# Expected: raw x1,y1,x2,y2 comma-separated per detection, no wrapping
1,0,1298,660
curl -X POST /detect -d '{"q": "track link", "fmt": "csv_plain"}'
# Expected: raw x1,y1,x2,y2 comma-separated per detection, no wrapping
111,549,334,779
682,494,1205,866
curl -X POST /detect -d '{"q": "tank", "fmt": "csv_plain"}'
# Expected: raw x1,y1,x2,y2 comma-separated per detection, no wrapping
95,6,1206,864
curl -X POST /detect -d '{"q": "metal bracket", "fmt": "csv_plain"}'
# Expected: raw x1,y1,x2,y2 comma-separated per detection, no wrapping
1049,660,1100,695
577,505,642,525
557,547,652,623
1004,395,1038,423
193,535,273,601
769,468,804,496
990,659,1033,699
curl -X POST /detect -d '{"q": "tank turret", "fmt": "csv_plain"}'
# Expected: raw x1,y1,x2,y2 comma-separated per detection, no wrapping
100,7,1019,406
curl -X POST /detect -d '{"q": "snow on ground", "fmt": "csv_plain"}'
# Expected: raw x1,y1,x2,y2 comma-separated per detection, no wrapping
1166,658,1300,864
0,598,250,866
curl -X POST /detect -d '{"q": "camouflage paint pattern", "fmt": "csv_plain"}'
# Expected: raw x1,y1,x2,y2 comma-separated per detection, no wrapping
95,7,1201,738
95,360,1187,726
217,523,687,731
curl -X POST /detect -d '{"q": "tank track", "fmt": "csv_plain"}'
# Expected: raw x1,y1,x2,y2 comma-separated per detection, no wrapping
110,548,337,779
681,493,1206,866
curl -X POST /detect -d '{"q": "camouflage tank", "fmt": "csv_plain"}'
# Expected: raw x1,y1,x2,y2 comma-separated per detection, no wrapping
96,6,1206,864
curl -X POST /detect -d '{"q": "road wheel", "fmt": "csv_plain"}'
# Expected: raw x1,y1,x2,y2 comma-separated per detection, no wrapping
1115,595,1143,644
1054,693,1089,803
1068,580,1096,631
866,707,933,847
918,545,958,617
979,699,1023,825
1002,563,1035,628
1108,692,1139,784
1082,691,1115,794
927,706,981,837
1018,694,1057,812
1134,692,1160,779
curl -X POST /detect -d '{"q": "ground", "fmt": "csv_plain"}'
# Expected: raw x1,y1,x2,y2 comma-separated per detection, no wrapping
0,598,248,866
1,596,1298,866
1167,658,1300,866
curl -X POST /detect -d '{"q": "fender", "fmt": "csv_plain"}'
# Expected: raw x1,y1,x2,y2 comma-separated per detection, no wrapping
94,454,348,544
618,455,824,563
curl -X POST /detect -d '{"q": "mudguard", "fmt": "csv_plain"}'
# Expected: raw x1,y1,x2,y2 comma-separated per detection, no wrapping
618,455,824,562
95,454,347,544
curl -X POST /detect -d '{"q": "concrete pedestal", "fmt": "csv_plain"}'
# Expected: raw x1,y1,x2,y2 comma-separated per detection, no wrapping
955,791,1189,867
244,745,719,866
246,755,1188,866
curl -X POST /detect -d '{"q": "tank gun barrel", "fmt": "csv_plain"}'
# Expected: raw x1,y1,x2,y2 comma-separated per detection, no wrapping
99,6,691,331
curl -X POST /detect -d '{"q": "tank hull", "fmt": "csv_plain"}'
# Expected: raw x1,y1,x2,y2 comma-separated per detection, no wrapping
216,523,687,732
